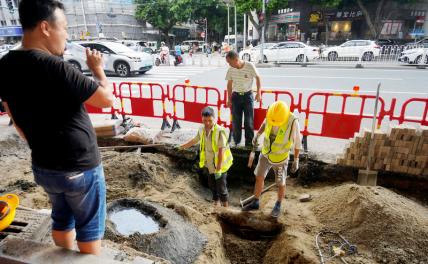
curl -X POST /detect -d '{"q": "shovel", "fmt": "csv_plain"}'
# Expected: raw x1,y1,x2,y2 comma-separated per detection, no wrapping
357,82,381,186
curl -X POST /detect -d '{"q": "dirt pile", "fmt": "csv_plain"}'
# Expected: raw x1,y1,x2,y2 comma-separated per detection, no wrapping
312,184,428,263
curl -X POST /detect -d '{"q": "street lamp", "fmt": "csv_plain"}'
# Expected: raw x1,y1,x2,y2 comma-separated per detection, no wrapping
259,0,266,63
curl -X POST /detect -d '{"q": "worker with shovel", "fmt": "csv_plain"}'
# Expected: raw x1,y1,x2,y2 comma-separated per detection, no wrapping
179,107,233,208
243,101,301,218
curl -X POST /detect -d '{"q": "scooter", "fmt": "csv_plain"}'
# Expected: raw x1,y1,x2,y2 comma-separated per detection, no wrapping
174,52,183,66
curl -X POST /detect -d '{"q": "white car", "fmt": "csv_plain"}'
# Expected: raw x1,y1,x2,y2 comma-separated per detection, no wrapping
239,43,276,62
322,40,381,61
0,43,21,59
399,44,428,64
263,42,320,63
75,41,153,77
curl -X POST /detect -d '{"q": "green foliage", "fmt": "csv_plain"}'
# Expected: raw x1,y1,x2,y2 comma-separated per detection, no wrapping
135,0,194,33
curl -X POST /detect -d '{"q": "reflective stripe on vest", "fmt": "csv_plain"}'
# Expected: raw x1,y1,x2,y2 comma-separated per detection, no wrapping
262,114,296,164
199,124,233,173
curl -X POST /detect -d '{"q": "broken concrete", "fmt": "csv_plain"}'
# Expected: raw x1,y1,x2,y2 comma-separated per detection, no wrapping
0,237,157,264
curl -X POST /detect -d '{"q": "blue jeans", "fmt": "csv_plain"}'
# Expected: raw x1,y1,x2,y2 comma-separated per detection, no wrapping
232,91,254,146
32,164,106,242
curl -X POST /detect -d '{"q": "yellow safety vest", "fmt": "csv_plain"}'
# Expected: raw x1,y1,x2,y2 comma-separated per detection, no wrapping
262,114,297,164
199,124,233,173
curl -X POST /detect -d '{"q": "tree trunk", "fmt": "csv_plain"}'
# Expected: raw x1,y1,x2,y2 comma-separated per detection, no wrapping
247,11,263,41
162,29,172,48
322,9,329,45
356,0,385,39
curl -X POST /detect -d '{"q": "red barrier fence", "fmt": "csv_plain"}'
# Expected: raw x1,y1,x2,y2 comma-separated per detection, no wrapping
170,84,224,131
84,82,427,150
390,98,428,126
302,92,391,139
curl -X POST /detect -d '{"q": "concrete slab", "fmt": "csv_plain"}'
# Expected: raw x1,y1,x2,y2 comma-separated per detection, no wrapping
0,237,157,264
0,208,50,243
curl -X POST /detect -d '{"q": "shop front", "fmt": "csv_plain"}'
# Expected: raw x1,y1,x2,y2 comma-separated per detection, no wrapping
267,12,301,42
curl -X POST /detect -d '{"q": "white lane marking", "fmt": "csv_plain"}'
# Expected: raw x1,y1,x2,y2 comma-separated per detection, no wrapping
262,87,428,96
262,75,403,81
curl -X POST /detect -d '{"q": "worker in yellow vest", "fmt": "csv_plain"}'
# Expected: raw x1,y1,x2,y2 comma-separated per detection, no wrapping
179,107,233,207
243,101,301,218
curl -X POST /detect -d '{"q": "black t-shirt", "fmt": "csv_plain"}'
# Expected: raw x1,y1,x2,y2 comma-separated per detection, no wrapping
0,49,100,171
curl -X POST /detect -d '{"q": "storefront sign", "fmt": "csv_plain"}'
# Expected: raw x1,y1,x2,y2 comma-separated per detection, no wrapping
309,12,322,23
0,27,22,37
336,10,363,19
269,12,300,24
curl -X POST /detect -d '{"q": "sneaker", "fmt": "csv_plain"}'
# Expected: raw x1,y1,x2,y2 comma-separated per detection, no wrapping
271,201,282,218
242,199,259,211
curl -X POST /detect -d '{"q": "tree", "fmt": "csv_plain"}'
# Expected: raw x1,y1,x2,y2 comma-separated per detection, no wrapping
234,0,288,40
353,0,417,39
312,0,418,40
192,0,229,42
310,0,342,44
135,0,194,46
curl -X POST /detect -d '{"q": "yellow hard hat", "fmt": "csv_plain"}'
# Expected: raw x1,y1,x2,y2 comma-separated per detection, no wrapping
0,194,19,232
267,101,290,126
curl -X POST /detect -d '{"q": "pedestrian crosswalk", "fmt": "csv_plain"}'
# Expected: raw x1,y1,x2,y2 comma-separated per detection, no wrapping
109,65,222,85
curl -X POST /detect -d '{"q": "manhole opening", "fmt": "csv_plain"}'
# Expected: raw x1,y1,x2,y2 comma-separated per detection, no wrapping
10,221,28,227
2,227,22,234
109,208,161,236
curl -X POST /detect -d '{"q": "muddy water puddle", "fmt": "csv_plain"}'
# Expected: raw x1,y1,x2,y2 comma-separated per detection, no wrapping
109,208,160,236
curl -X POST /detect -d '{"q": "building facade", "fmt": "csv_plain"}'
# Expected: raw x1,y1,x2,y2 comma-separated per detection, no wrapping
0,0,22,43
257,0,428,44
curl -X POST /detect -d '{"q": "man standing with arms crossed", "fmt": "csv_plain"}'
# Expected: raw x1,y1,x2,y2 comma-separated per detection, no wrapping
0,0,113,255
242,101,301,218
225,51,261,148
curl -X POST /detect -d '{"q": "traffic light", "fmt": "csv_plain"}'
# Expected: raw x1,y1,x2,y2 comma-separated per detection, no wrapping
6,0,15,14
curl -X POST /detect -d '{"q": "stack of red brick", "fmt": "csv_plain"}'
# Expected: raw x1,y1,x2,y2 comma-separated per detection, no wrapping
337,125,428,176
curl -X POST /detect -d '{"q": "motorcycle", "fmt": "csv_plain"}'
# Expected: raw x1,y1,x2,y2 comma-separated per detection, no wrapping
174,52,183,66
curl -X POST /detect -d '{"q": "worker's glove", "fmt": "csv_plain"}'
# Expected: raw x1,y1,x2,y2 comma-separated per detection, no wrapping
214,172,223,180
291,158,299,173
252,135,260,148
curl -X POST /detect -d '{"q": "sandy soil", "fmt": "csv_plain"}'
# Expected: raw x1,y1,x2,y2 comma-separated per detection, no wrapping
1,127,428,264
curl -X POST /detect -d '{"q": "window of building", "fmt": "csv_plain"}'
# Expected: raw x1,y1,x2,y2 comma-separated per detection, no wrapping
1,21,7,26
11,20,17,25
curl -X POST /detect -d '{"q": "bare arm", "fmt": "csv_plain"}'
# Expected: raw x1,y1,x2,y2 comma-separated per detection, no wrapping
84,49,114,108
3,102,26,141
256,120,266,137
180,137,199,150
216,147,224,172
227,80,233,107
255,76,261,93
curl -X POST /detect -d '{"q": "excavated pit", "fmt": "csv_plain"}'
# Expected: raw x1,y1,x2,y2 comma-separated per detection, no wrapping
1,128,428,264
105,199,206,264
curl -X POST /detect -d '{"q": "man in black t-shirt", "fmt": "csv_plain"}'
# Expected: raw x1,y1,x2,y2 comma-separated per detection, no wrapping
0,0,113,255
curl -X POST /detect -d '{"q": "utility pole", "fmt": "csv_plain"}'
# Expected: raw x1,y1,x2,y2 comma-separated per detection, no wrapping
244,13,247,49
80,0,88,35
259,0,266,63
227,4,230,45
234,4,237,51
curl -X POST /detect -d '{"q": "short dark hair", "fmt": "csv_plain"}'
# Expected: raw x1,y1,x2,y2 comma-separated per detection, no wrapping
201,107,215,117
226,51,238,60
19,0,65,31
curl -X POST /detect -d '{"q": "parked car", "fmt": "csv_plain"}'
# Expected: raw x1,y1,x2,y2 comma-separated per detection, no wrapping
76,41,153,77
63,42,90,72
322,40,380,61
239,43,276,62
398,43,428,64
263,41,320,63
0,43,21,59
